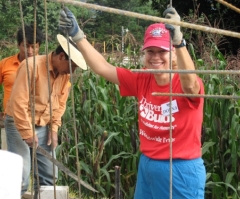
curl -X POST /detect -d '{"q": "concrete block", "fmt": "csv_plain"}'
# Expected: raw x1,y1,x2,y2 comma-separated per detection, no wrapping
37,186,69,199
0,150,23,199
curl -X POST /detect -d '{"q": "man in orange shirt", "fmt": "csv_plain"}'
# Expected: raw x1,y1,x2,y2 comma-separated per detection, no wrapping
0,25,43,150
4,34,86,198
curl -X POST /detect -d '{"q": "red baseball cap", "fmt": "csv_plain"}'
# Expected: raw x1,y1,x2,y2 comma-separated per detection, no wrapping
142,23,172,51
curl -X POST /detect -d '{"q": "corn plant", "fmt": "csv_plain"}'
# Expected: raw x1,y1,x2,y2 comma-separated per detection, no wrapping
191,44,240,199
57,66,139,198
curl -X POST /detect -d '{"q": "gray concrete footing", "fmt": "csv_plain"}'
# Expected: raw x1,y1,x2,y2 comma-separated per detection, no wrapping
22,186,69,199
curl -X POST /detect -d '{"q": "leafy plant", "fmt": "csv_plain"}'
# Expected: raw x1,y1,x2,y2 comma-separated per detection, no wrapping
57,67,139,198
192,44,240,199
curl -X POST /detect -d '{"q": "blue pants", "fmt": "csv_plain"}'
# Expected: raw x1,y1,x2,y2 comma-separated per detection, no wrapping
5,115,58,196
134,154,206,199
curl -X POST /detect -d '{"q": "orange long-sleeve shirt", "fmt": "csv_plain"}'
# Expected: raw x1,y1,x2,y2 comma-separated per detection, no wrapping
0,54,21,111
5,53,70,139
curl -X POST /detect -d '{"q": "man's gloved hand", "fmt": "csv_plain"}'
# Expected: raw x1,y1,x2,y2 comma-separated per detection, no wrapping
59,7,85,43
163,7,183,45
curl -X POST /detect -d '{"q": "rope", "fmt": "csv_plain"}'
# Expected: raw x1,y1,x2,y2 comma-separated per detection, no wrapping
50,0,240,39
215,0,240,14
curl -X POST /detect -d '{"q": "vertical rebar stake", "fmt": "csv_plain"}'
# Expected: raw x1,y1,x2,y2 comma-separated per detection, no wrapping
115,166,121,199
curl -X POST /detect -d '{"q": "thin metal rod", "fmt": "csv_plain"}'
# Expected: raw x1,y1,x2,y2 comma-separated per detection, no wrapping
65,34,82,199
50,0,240,39
152,92,240,99
131,69,240,75
19,0,35,198
168,14,173,199
32,1,41,198
43,1,57,198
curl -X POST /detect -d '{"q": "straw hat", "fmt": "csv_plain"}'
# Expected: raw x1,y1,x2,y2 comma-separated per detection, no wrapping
57,34,87,70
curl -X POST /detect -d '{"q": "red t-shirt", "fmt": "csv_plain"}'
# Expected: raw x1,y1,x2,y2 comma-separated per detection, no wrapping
117,67,204,160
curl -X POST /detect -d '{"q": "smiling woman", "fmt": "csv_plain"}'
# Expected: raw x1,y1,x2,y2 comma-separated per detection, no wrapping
59,6,206,199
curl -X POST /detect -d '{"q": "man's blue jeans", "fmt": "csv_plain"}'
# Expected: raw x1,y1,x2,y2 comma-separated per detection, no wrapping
5,115,58,196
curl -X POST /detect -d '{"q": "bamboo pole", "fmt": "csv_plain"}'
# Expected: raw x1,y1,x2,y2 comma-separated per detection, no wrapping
215,0,240,14
51,0,240,39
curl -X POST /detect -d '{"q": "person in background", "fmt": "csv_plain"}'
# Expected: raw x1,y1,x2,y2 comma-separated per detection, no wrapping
59,6,206,199
4,34,86,198
0,25,43,150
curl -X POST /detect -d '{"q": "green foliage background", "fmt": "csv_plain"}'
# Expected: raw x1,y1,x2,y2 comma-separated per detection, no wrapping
0,0,239,198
